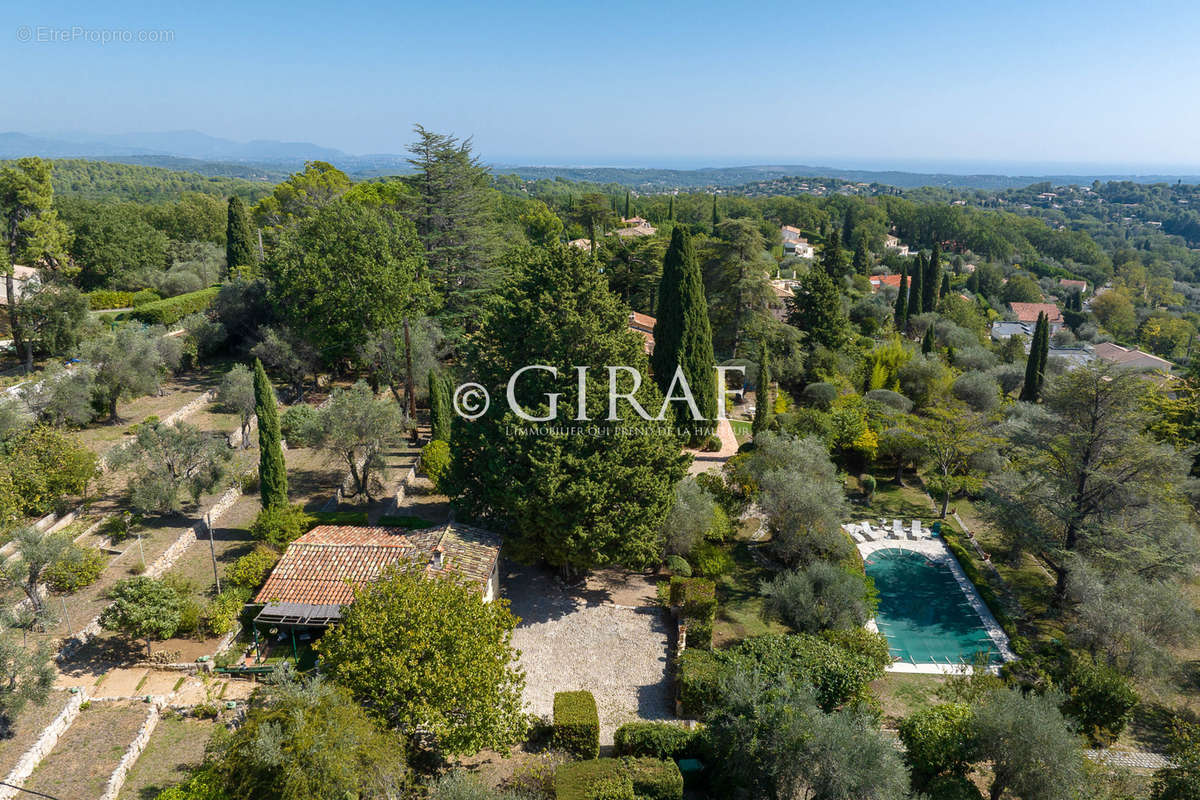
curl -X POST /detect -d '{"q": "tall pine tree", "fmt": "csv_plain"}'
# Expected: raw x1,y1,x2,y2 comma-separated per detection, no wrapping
226,196,255,275
429,369,452,442
894,266,909,332
652,227,717,435
254,359,288,509
753,340,771,436
922,245,940,313
1019,312,1050,403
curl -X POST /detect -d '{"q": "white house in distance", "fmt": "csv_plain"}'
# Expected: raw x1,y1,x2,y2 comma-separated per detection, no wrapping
780,226,814,259
0,265,39,305
885,234,912,257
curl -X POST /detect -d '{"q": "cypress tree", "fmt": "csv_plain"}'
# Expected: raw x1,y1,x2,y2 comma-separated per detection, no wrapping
753,340,771,437
909,255,924,317
226,196,255,275
894,266,909,331
668,195,675,221
822,229,846,279
921,324,935,354
652,227,717,436
711,194,719,230
853,240,870,276
624,191,631,219
940,272,951,301
429,369,452,442
254,358,288,509
923,245,940,313
1019,312,1049,402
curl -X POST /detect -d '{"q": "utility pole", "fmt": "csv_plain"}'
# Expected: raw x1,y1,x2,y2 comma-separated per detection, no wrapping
206,513,221,594
403,318,418,444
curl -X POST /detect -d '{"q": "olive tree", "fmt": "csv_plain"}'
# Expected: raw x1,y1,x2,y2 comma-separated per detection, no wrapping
307,381,408,501
108,421,232,515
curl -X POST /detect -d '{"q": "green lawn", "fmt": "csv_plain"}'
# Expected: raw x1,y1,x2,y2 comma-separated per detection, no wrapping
873,673,947,727
712,540,789,648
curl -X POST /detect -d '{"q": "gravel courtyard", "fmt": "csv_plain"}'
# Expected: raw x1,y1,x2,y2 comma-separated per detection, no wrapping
503,562,673,744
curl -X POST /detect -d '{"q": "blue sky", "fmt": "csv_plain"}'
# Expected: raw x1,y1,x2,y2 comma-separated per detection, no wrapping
5,0,1200,170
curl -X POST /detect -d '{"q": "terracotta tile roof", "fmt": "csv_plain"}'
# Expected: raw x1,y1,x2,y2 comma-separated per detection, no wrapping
255,523,501,607
869,274,904,293
629,311,656,354
1008,302,1063,324
1092,341,1172,371
1058,278,1087,292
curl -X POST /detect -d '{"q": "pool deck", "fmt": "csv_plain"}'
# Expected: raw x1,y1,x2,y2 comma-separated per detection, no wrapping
853,532,1016,675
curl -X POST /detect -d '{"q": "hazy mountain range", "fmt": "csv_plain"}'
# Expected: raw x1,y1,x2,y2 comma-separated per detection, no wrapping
4,130,1200,191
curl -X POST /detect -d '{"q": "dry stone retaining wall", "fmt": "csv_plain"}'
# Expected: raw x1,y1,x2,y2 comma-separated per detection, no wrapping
98,704,162,800
0,691,87,800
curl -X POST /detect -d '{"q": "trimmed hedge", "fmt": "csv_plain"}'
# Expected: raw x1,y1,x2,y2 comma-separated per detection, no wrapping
669,577,716,650
377,514,435,530
86,289,135,310
130,288,161,307
306,510,369,527
677,649,723,718
613,722,694,760
553,690,600,759
555,758,682,800
121,286,219,326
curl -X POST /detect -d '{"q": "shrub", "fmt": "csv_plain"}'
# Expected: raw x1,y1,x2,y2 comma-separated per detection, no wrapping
377,514,435,530
613,722,694,760
280,403,319,447
724,633,885,711
821,627,892,674
677,649,723,718
898,703,976,786
670,577,716,650
422,439,451,493
925,775,985,800
225,545,280,592
689,542,732,580
306,510,368,526
130,288,162,307
800,382,838,410
585,775,635,800
553,690,600,759
122,287,219,326
249,504,315,549
86,289,135,310
664,555,691,577
859,473,876,499
759,561,877,634
624,757,683,800
44,545,106,593
554,758,682,800
203,587,251,636
701,435,722,452
1063,659,1139,744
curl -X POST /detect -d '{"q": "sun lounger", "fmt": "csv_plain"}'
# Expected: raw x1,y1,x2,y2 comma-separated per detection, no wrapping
851,531,867,543
910,520,921,539
892,519,903,539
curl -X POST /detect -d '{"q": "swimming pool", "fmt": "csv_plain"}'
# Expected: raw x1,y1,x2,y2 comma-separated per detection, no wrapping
864,547,1003,669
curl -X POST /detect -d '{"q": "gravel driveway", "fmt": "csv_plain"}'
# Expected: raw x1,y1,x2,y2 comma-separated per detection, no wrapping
503,562,673,744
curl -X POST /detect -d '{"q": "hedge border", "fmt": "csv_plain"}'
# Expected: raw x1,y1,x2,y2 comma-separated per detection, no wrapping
553,690,600,759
